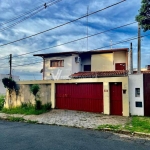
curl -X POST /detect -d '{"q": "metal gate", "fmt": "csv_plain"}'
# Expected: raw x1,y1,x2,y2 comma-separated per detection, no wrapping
144,74,150,116
110,82,122,115
56,83,103,113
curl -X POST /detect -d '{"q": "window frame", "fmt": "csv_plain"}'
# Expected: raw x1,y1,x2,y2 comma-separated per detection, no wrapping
135,88,140,97
50,60,64,67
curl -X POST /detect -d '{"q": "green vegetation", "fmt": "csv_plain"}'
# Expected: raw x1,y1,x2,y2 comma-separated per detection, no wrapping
5,116,38,124
97,124,122,130
0,95,5,110
2,78,19,108
7,116,25,122
30,84,41,110
136,0,150,31
97,116,150,134
125,116,150,133
2,102,51,115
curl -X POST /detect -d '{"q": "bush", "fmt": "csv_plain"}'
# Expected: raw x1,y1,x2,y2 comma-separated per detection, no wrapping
0,95,5,110
30,84,40,97
43,102,51,111
35,100,42,110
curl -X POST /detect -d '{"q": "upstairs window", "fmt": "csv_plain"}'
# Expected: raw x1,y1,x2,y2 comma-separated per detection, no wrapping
135,88,140,97
50,60,64,67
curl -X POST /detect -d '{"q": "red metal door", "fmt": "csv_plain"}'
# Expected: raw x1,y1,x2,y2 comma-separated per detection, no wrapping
115,63,126,70
110,83,122,115
56,83,103,113
144,74,150,116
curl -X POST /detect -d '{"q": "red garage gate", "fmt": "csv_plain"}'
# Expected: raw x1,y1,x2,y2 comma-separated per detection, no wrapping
110,82,122,116
56,83,103,113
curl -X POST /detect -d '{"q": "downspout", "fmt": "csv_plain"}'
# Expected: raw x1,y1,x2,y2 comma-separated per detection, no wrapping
42,57,45,80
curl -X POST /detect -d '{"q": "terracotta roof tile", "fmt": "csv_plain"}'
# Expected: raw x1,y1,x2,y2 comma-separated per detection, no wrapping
70,70,128,78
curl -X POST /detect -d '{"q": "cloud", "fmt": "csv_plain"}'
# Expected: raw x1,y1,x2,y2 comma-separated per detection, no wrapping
0,0,149,80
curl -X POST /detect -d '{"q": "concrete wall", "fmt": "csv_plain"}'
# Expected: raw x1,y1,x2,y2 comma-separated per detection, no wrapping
15,77,129,116
5,84,51,108
72,54,81,74
91,53,113,71
129,74,144,116
113,51,127,70
44,55,81,80
91,51,128,71
0,74,19,95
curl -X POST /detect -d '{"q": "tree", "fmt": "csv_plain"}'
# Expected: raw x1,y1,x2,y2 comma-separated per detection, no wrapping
136,0,150,31
2,78,19,107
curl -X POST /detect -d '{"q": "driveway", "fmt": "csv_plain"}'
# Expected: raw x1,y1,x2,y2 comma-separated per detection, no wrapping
0,109,129,129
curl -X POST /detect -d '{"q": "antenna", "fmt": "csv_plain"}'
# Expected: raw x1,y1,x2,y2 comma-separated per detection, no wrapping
110,40,113,49
87,6,89,51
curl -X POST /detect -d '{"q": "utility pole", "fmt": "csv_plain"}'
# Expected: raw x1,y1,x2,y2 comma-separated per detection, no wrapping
9,54,12,79
129,42,133,74
137,23,141,74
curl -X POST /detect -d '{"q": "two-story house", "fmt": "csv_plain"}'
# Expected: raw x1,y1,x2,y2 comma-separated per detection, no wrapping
34,48,129,80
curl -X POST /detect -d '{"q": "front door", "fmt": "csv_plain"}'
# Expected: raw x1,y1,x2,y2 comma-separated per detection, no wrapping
110,83,122,116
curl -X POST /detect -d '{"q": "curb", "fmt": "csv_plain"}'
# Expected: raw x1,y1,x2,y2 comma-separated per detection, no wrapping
97,128,150,138
0,115,150,139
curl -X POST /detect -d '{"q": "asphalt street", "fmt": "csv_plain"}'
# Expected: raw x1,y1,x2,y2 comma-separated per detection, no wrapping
0,120,150,150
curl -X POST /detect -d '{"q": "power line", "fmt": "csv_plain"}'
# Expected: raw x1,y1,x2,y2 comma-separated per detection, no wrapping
0,0,126,48
0,0,59,26
0,21,136,61
0,33,150,69
0,0,62,32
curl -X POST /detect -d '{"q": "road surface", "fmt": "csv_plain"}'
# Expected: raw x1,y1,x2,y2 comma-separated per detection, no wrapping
0,120,150,150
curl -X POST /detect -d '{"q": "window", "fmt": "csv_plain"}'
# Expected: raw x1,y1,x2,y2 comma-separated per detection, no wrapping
84,65,91,71
135,88,140,97
135,102,142,107
50,60,64,67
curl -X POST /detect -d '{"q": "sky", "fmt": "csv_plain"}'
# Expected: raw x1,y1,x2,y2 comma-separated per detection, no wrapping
0,0,149,80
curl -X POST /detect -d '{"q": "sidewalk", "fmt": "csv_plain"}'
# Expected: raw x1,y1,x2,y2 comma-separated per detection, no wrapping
0,109,129,129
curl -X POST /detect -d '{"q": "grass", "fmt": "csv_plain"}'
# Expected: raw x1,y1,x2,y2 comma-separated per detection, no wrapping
7,116,25,122
125,116,150,133
4,116,38,124
0,95,5,110
2,103,51,115
97,116,150,134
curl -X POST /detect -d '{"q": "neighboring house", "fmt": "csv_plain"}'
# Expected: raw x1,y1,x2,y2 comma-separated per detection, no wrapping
0,74,19,95
34,48,129,80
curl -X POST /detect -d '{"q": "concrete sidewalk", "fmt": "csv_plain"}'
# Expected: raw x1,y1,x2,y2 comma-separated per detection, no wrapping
0,109,129,129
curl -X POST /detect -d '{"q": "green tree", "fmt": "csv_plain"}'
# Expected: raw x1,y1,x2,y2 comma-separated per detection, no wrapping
136,0,150,31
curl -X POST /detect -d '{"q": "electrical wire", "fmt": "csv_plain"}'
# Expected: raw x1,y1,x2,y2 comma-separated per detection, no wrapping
0,32,149,69
0,0,62,32
0,0,60,26
0,21,136,61
0,0,126,48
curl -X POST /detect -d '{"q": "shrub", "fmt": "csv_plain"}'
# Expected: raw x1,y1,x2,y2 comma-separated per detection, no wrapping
30,84,40,98
35,100,42,110
0,95,5,110
43,102,51,111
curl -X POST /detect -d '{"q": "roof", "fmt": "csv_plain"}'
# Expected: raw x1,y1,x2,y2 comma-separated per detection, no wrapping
33,48,129,57
70,70,128,78
133,71,150,74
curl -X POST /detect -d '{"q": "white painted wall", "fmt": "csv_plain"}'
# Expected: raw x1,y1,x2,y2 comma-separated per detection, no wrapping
72,54,82,74
0,74,19,95
129,74,144,116
44,55,81,80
